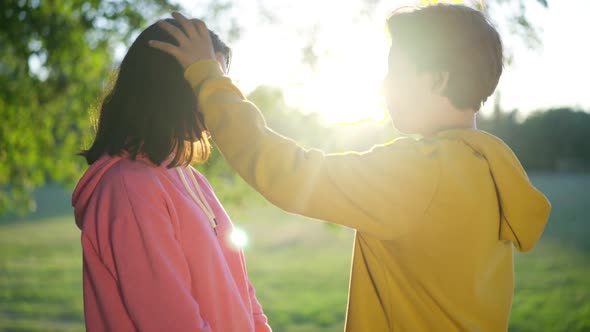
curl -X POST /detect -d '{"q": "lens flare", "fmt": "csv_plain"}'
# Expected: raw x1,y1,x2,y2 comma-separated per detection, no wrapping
229,227,249,249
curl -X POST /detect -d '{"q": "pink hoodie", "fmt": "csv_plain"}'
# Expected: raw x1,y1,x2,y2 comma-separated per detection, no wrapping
72,154,272,332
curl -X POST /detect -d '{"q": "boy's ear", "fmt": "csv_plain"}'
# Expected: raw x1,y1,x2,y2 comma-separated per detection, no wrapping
430,71,450,95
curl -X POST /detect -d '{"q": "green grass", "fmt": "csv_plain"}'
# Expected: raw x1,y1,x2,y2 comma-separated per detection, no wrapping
0,216,84,331
1,174,589,331
509,174,590,332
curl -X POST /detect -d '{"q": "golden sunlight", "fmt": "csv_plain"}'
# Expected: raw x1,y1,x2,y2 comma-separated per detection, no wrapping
288,68,389,124
284,23,391,124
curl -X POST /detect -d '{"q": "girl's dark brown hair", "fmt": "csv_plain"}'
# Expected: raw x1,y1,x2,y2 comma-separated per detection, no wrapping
81,19,231,167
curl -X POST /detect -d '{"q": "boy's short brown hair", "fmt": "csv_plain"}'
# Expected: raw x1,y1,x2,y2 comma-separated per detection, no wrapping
387,4,503,111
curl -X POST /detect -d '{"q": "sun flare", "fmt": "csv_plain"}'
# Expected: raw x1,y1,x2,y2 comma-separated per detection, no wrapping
229,227,249,249
284,24,392,124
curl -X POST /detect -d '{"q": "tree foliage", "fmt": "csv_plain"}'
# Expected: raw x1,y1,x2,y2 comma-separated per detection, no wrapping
479,108,590,172
0,0,178,213
0,0,569,215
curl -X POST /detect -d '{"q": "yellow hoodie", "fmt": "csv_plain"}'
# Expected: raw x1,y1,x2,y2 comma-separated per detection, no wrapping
185,60,551,331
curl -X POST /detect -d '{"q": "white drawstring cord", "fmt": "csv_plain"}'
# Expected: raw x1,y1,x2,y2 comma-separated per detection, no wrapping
176,167,218,235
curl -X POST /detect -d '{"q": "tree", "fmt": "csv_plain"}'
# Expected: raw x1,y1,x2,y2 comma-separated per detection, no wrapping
290,0,550,68
0,0,186,214
517,108,590,171
0,0,551,214
479,107,590,172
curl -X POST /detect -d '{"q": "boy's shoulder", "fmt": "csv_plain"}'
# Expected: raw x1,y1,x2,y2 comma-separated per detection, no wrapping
373,129,517,171
435,129,517,160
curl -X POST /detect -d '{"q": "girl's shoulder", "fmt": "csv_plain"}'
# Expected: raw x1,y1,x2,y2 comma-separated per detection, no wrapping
90,154,167,196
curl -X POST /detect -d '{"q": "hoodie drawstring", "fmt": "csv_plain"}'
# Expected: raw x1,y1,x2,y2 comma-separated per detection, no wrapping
176,167,218,235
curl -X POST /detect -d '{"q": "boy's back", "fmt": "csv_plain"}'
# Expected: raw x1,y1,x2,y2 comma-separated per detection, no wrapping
343,129,549,331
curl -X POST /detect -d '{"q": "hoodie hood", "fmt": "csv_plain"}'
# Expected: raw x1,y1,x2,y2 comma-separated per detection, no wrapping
72,154,126,229
438,129,551,252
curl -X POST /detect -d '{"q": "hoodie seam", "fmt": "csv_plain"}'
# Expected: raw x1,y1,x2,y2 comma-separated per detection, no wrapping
418,143,443,226
116,162,202,304
117,162,180,239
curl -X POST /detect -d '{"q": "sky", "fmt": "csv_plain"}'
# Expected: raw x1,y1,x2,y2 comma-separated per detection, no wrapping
176,0,590,123
493,0,590,118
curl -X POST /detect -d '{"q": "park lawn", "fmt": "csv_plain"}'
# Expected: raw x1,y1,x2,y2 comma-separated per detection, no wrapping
0,174,589,331
0,205,354,332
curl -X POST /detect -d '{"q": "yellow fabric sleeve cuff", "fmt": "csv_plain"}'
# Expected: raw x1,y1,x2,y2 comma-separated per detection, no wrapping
183,60,225,90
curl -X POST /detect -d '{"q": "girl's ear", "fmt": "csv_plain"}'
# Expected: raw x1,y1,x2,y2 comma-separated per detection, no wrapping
430,71,449,95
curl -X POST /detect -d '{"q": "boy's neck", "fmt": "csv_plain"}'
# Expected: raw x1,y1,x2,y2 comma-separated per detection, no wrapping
422,107,477,138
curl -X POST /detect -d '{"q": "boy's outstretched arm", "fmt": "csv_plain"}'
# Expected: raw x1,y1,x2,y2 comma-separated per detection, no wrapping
186,60,439,240
149,14,439,240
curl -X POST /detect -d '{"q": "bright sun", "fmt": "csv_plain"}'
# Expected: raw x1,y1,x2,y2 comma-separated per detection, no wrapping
284,24,391,124
217,0,394,124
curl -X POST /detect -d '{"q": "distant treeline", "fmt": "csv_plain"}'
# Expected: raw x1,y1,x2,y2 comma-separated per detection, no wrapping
245,86,590,173
479,108,590,172
196,87,589,203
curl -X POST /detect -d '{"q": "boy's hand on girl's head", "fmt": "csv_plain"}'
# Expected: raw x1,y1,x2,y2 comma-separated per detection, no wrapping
149,12,216,70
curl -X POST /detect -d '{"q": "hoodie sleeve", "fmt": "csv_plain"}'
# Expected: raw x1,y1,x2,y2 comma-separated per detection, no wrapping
185,60,439,240
242,253,271,332
247,276,271,331
107,164,213,332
